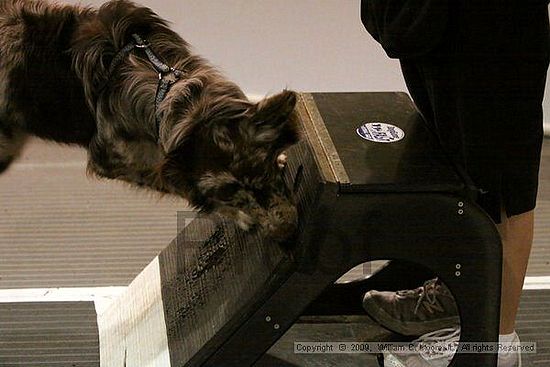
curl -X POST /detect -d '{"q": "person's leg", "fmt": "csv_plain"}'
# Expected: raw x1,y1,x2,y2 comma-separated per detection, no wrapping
497,209,535,334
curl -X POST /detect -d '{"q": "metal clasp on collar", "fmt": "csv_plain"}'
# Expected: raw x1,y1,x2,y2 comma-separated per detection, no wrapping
135,41,150,49
131,33,150,49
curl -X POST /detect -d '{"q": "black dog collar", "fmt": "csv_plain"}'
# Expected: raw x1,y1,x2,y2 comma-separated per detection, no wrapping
103,34,184,133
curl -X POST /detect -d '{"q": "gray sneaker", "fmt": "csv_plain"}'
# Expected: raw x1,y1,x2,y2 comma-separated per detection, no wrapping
362,278,459,336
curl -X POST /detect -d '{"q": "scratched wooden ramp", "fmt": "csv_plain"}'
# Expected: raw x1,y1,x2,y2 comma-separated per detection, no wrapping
97,183,305,366
159,216,289,365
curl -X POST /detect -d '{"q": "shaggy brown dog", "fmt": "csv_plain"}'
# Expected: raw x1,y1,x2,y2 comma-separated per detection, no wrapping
0,0,300,237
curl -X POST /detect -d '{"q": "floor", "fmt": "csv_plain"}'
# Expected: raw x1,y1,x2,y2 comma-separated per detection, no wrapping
0,138,550,366
0,140,189,288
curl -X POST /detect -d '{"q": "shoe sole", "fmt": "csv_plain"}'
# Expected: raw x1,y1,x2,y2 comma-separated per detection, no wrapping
363,294,460,336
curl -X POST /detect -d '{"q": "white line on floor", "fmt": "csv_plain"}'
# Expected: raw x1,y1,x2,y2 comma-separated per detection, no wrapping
523,276,550,290
0,286,127,314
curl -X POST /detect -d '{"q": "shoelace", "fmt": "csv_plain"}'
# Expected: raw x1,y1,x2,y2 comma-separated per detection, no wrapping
395,278,450,315
413,327,461,361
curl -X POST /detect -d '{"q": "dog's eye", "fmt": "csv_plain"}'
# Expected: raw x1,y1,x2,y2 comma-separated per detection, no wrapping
217,183,240,201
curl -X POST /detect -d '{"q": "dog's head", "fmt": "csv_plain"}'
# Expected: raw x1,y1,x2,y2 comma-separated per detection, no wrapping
160,90,300,240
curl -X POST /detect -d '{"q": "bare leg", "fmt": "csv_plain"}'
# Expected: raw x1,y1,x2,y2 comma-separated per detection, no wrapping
496,209,535,334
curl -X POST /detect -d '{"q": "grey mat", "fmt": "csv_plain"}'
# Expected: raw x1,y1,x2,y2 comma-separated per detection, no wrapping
516,290,550,367
0,302,99,367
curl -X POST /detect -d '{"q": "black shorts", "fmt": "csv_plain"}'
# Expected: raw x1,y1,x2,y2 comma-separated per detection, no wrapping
398,3,550,223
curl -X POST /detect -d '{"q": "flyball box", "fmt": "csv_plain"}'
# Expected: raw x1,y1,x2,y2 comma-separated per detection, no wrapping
98,92,502,367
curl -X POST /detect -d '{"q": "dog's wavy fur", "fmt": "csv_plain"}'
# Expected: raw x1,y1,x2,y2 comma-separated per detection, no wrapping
0,0,300,236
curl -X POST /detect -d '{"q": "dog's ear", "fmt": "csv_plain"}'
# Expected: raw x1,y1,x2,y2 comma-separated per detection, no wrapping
251,90,300,151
